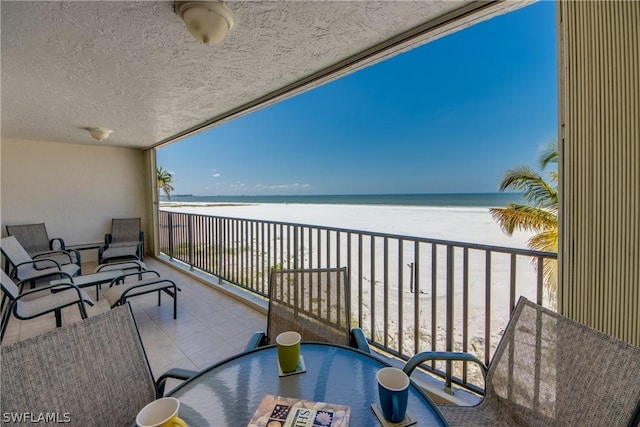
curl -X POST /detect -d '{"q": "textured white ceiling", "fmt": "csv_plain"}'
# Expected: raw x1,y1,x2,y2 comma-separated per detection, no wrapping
1,1,522,149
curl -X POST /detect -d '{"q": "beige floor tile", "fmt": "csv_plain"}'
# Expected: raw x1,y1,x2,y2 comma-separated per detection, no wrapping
170,328,225,356
187,344,240,370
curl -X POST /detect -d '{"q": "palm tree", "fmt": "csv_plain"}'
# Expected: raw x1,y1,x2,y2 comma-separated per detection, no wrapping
157,166,175,200
490,139,558,299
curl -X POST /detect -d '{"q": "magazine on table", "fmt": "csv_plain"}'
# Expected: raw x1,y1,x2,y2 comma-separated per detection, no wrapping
247,394,350,427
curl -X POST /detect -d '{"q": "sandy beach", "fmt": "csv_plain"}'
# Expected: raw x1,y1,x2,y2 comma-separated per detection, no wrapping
160,202,548,380
160,202,533,248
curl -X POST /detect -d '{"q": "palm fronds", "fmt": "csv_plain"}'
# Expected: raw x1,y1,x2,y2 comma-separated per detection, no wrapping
492,139,559,303
498,166,557,208
489,204,557,235
539,138,558,169
157,166,175,200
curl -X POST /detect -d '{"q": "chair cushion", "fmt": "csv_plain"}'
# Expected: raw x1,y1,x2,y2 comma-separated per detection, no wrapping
101,245,139,260
33,251,79,269
15,288,93,319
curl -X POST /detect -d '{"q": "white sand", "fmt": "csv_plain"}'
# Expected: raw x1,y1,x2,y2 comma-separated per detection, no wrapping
161,202,533,248
161,202,548,365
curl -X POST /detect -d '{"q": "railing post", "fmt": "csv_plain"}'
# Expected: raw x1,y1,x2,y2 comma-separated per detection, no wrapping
445,244,454,394
216,218,224,274
537,257,544,305
188,214,194,271
293,226,299,269
168,212,174,260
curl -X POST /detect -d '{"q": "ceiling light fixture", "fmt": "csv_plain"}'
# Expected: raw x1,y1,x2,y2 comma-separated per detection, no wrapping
86,127,113,141
176,1,235,45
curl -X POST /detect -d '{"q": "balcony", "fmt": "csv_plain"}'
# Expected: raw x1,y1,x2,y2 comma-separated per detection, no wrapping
4,207,556,399
1,3,639,418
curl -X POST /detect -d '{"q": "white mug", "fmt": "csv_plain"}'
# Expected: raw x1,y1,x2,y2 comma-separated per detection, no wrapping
136,397,186,427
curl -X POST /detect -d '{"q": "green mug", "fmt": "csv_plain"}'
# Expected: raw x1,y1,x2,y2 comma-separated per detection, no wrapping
276,331,301,373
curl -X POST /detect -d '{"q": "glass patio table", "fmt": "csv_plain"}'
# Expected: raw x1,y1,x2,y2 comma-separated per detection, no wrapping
169,342,449,426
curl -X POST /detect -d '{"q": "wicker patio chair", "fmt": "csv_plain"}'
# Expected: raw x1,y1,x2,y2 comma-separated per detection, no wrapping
0,304,196,427
99,217,144,263
1,236,80,286
5,223,81,271
246,267,369,352
404,297,640,427
0,269,93,343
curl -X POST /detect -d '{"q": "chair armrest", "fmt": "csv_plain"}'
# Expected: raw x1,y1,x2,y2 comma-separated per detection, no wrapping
14,271,75,292
13,258,62,272
49,238,66,251
244,331,267,352
404,351,488,382
33,250,73,264
107,270,161,286
14,280,94,306
10,259,64,281
350,327,370,353
628,400,640,427
67,248,81,265
95,260,145,273
156,368,198,397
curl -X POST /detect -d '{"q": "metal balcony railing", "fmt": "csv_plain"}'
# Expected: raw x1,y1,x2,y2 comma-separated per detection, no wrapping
158,209,557,394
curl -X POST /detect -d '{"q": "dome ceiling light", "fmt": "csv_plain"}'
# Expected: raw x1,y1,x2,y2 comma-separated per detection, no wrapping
86,127,113,141
176,1,236,45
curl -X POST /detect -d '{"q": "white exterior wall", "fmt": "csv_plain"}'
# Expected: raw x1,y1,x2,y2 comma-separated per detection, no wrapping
1,137,147,261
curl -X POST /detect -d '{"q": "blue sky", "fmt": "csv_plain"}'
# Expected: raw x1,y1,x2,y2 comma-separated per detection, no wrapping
158,2,557,196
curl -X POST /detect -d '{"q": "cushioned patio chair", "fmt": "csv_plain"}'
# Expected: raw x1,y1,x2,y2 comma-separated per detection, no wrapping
5,223,81,272
1,236,80,287
403,297,640,427
0,270,93,343
99,217,144,263
0,304,196,426
103,270,181,319
246,267,369,353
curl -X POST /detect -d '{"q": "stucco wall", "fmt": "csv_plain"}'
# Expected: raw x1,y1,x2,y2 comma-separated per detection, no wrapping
1,137,147,261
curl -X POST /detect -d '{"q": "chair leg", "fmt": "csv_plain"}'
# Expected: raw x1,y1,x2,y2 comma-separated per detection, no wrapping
0,293,7,312
157,290,161,307
78,301,88,319
0,303,14,343
173,286,177,320
54,309,62,327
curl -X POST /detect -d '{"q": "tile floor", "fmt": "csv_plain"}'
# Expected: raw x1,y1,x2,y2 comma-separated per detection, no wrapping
1,257,267,384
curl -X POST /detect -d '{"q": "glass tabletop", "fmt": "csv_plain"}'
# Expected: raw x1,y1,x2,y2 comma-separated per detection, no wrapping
169,342,448,426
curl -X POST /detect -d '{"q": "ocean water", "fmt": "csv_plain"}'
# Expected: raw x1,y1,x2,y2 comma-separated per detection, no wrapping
161,192,524,208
